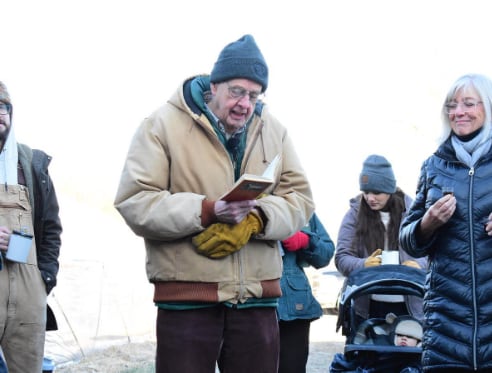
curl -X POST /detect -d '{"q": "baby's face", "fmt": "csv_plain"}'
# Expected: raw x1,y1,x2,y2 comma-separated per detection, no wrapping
395,334,419,347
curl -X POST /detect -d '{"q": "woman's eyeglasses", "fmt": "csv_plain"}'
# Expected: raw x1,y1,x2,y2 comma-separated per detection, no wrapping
444,100,483,114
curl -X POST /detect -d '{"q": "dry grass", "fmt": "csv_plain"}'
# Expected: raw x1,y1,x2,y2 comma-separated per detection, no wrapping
54,339,344,373
53,314,346,373
55,341,156,373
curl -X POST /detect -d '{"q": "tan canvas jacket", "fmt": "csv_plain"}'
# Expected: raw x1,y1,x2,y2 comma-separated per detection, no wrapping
115,76,314,304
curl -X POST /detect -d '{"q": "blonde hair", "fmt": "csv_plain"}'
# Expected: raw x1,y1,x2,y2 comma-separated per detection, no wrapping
439,74,492,145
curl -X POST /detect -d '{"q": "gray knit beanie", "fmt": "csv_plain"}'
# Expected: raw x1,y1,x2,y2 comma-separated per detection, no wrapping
386,313,423,344
210,34,268,92
391,315,423,342
359,154,397,194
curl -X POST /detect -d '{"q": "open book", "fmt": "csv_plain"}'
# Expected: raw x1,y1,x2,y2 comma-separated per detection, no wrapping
220,155,280,202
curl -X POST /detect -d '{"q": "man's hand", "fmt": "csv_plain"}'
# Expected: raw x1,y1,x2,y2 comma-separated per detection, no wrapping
214,200,258,224
364,248,382,267
193,212,263,259
0,226,11,253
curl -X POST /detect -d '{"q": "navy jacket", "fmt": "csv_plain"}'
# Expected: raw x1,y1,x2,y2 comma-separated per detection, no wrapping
400,137,492,371
277,213,334,321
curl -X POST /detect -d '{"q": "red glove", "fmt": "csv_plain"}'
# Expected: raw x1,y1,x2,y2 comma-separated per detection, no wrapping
282,231,310,251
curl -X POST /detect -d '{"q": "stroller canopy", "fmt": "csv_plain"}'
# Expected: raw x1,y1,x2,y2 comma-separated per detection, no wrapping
330,265,426,373
337,265,425,349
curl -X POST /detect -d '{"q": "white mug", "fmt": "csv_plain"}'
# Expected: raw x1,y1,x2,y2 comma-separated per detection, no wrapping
5,230,33,263
381,250,399,265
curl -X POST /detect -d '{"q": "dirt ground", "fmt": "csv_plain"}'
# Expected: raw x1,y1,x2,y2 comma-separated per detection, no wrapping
54,315,345,373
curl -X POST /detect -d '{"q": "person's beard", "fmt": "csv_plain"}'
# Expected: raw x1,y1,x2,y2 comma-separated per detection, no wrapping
0,119,11,146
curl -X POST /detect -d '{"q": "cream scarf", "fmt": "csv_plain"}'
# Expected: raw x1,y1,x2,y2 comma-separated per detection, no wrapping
451,130,492,168
0,127,19,186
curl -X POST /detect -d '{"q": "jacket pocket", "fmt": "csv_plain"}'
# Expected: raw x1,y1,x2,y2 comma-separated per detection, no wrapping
283,273,320,319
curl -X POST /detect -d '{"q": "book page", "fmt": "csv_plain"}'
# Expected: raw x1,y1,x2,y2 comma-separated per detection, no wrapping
261,154,280,180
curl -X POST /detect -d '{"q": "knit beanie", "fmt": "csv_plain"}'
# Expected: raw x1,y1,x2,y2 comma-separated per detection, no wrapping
359,154,397,194
210,34,269,92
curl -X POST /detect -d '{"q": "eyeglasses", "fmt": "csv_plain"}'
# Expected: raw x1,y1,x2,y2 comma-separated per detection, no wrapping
444,100,483,114
226,84,264,103
0,103,10,115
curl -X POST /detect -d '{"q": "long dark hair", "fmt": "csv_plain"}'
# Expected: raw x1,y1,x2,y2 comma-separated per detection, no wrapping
353,188,406,252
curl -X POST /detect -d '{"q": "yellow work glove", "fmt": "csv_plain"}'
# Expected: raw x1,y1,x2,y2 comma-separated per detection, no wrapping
192,212,264,259
402,260,421,269
364,248,382,267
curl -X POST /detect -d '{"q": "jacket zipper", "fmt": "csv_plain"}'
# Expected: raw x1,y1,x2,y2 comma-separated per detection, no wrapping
469,166,478,370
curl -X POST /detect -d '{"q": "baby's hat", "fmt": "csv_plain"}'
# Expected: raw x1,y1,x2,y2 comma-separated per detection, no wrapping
386,313,423,341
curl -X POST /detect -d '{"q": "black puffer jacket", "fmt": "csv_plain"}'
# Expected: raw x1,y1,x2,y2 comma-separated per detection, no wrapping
18,144,62,294
400,137,492,371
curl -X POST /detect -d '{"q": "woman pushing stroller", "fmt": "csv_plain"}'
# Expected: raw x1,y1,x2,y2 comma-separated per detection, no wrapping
335,154,427,320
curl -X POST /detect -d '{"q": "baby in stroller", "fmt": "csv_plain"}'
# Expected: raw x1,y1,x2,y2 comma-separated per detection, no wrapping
353,312,422,348
330,265,425,373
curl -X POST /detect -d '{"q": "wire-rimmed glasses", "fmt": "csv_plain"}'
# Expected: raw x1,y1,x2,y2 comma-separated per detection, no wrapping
444,100,483,114
226,84,264,103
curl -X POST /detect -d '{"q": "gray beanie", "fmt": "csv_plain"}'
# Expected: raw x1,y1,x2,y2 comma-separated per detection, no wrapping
391,315,423,343
210,34,268,92
359,154,397,194
395,318,423,341
386,313,423,345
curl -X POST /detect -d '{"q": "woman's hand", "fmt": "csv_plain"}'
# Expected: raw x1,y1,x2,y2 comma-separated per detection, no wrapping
419,194,456,240
485,212,492,236
402,260,421,269
364,248,382,267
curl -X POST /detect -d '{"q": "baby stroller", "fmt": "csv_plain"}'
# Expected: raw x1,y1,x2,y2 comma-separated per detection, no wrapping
329,264,425,373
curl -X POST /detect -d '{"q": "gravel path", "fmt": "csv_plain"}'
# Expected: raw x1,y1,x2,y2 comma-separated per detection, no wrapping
307,313,346,372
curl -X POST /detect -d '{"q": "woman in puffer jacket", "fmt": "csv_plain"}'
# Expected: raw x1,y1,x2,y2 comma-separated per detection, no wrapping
400,73,492,372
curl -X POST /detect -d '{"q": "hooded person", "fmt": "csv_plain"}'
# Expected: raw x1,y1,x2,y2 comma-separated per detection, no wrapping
0,81,62,373
0,82,19,185
114,34,313,373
